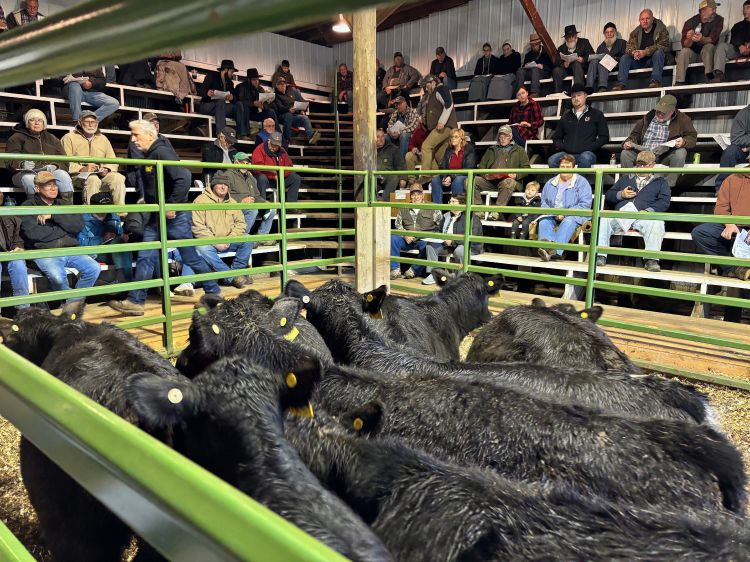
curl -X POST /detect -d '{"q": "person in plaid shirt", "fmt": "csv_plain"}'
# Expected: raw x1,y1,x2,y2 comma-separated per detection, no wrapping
508,86,543,147
387,95,422,156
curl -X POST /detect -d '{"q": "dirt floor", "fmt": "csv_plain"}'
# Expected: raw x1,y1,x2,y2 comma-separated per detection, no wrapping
1,343,748,559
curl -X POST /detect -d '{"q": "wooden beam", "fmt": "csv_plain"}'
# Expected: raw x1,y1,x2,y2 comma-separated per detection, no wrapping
376,3,404,28
517,0,558,63
353,8,390,292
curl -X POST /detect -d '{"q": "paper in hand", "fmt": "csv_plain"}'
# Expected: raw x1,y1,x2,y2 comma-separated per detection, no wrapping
599,54,618,72
293,101,309,111
211,90,230,100
732,229,750,259
560,52,579,63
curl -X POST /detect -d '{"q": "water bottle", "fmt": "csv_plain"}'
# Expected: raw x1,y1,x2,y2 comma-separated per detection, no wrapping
695,24,702,34
693,153,701,164
609,154,616,166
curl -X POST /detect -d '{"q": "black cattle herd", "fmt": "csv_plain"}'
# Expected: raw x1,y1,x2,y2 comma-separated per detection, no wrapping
0,271,747,561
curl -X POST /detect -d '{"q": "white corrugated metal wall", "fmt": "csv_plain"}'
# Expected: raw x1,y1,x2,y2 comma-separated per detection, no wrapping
333,0,747,77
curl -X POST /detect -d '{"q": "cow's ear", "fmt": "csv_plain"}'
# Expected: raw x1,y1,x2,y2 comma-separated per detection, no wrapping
362,285,387,314
556,303,578,315
267,297,302,337
194,294,225,317
282,354,323,412
0,317,19,343
284,279,311,301
60,299,85,321
530,298,547,308
432,268,452,286
484,274,504,294
127,373,202,429
579,306,603,323
340,401,385,436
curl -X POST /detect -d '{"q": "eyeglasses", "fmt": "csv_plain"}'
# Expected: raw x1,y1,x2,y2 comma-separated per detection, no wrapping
28,118,44,123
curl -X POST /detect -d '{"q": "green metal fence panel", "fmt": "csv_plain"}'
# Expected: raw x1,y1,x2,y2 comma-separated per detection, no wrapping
0,520,35,562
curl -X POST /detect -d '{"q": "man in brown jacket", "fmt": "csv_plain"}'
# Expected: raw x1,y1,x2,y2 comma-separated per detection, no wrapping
621,95,697,187
7,109,75,201
188,171,251,288
692,170,750,281
612,9,671,90
0,192,30,313
62,110,127,208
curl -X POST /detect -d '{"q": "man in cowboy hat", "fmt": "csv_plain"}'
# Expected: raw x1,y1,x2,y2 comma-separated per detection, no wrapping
236,67,278,140
198,59,247,139
553,24,594,93
516,32,553,97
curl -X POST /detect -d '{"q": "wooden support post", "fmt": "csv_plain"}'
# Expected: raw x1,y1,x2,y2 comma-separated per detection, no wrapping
353,8,391,292
518,0,558,63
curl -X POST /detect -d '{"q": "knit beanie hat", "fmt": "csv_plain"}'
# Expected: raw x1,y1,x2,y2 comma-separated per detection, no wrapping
24,108,48,128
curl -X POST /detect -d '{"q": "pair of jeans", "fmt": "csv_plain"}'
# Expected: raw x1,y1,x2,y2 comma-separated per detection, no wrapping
515,66,550,94
597,217,666,257
691,222,744,277
391,132,412,157
0,260,30,309
189,242,254,283
616,50,666,86
241,208,276,253
716,144,748,190
13,169,74,195
440,76,457,90
126,211,220,305
62,82,120,122
586,62,611,91
537,216,582,256
430,175,467,204
199,101,247,136
255,173,301,203
279,112,313,145
390,236,428,275
548,151,597,170
33,254,101,302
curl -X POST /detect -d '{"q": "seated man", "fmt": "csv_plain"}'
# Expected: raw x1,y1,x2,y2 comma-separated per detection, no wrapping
335,63,354,112
373,129,406,201
251,131,301,204
271,59,305,102
20,171,100,316
386,95,421,156
0,192,30,315
202,126,238,183
508,86,544,147
548,83,608,169
6,0,44,28
621,94,696,188
423,194,483,284
197,59,246,138
692,168,750,281
712,1,750,83
516,33,553,97
404,124,429,183
77,191,133,282
475,125,530,220
378,52,422,109
674,0,724,86
536,154,593,261
254,117,277,150
62,110,127,210
553,25,594,93
716,104,750,190
390,183,443,280
127,112,173,202
596,150,671,272
430,47,458,90
236,67,278,140
613,9,670,90
587,22,627,92
272,77,321,147
225,151,275,250
187,171,251,289
61,67,120,123
7,109,74,201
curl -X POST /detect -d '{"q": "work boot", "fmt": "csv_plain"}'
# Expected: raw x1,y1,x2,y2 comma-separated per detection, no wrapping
173,283,195,296
107,299,145,316
709,70,725,83
644,259,661,272
231,275,250,288
390,268,402,280
611,84,625,91
403,268,416,279
648,80,661,88
537,247,554,262
596,255,607,267
309,130,322,145
731,266,750,281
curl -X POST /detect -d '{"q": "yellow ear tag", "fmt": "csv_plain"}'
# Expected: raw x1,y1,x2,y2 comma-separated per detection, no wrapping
580,312,589,319
366,294,374,303
369,311,384,320
286,372,297,388
488,280,495,288
11,325,19,332
353,418,364,431
289,402,314,418
211,324,220,334
167,388,183,404
197,306,208,316
280,317,287,327
283,326,299,341
70,313,76,321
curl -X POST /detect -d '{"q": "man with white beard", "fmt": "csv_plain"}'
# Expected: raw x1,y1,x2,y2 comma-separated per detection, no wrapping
553,24,594,93
586,22,627,92
61,111,127,210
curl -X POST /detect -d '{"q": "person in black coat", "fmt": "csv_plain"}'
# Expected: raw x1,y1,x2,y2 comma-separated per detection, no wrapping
118,60,155,89
197,59,247,138
516,33,554,96
474,43,503,76
587,22,628,92
202,126,238,183
0,192,30,312
235,68,278,140
127,112,174,202
108,119,221,316
553,25,595,93
430,47,458,90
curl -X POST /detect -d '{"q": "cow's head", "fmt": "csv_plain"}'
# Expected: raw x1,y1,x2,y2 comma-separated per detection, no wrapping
435,272,503,328
360,285,388,316
0,306,83,365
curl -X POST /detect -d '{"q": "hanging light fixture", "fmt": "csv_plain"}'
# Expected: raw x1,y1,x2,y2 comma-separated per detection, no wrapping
332,13,351,33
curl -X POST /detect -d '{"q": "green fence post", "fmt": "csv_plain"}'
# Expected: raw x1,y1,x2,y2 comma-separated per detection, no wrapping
154,162,175,354
279,166,288,289
585,169,604,307
463,170,474,273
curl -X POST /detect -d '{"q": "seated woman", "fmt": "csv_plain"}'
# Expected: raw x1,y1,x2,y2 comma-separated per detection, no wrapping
430,129,476,204
423,194,483,284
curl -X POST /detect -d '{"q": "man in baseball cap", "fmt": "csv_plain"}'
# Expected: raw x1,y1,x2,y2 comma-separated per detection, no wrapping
386,95,420,156
251,129,302,205
674,0,724,85
621,94,697,186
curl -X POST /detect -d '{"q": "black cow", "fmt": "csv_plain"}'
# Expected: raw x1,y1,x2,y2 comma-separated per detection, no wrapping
317,271,502,361
0,306,176,562
128,356,394,562
286,404,750,562
467,298,638,371
289,279,712,425
172,286,747,514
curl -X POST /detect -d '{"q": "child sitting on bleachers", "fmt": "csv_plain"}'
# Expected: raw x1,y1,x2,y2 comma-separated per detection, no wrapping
510,181,542,239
